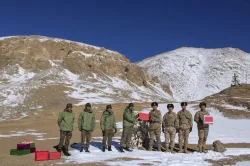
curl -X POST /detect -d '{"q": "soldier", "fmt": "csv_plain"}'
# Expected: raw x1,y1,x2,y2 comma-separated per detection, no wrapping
78,103,96,153
162,103,179,153
119,103,138,152
177,102,193,153
148,102,162,151
194,102,210,153
57,103,75,156
100,104,117,152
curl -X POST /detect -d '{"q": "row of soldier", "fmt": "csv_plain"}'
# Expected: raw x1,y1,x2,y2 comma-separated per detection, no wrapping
56,101,210,156
119,102,210,153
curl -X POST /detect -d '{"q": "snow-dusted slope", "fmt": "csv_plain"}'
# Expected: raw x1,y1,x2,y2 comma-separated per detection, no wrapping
138,47,250,101
0,36,173,121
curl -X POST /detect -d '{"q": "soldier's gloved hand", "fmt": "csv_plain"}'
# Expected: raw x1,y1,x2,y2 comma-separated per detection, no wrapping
114,128,117,133
102,130,105,136
189,127,192,133
199,118,203,124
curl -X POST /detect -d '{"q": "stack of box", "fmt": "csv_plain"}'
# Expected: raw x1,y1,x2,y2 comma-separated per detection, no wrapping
10,142,36,156
35,151,61,161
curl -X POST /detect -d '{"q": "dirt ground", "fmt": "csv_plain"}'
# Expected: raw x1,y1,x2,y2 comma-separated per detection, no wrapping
1,102,250,166
0,102,150,166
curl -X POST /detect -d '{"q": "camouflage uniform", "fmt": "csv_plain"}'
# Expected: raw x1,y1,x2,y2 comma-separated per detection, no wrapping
162,112,179,152
57,107,75,152
194,110,210,152
149,110,162,151
177,110,193,152
120,106,137,148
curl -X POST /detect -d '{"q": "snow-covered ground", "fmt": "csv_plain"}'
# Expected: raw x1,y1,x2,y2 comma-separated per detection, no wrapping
0,130,46,138
138,47,250,101
235,161,250,166
62,103,250,165
220,104,249,111
63,145,250,166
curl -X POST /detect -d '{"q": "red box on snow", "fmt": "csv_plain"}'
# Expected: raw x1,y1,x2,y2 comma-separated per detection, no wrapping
17,144,30,150
139,113,149,121
35,151,49,161
203,115,214,124
49,152,61,160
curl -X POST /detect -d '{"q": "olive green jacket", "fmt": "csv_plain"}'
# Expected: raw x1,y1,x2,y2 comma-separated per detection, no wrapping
100,110,117,131
78,109,96,131
123,107,137,128
58,109,75,132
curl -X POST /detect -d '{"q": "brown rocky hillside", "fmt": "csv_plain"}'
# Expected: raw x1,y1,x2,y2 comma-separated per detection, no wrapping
0,36,172,121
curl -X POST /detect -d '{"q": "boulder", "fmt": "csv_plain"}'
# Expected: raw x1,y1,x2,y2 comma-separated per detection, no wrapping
213,140,226,152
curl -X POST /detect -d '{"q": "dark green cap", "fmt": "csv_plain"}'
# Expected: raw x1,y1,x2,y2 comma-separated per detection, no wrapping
128,103,134,107
66,103,73,108
85,103,91,108
106,104,112,109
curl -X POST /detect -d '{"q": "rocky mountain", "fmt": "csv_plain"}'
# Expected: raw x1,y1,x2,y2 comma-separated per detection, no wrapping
0,36,172,121
138,47,250,101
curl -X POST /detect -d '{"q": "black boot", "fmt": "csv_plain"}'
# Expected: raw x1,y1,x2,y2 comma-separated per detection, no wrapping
102,146,106,152
124,147,133,152
54,145,62,152
63,149,71,156
80,147,84,153
119,146,125,153
108,146,112,151
85,147,90,153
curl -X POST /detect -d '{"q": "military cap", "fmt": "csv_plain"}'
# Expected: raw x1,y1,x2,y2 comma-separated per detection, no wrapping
128,103,134,107
106,104,112,109
167,103,174,108
85,103,91,108
151,102,158,107
181,102,188,106
199,102,207,108
66,103,73,108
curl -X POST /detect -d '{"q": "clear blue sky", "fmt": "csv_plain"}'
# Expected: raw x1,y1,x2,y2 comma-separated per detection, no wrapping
0,0,249,62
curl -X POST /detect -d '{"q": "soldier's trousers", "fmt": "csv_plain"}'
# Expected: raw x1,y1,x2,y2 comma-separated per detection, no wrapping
178,128,190,147
58,130,72,150
198,128,209,147
120,126,133,148
81,130,92,148
149,128,161,147
164,127,176,148
102,129,114,146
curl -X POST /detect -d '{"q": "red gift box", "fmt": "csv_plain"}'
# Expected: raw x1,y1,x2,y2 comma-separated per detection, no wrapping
49,152,61,160
17,144,30,150
35,151,49,161
30,148,36,153
203,115,214,124
139,113,149,121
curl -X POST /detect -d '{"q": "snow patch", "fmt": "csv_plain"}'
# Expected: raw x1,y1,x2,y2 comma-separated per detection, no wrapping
220,104,249,111
64,146,250,166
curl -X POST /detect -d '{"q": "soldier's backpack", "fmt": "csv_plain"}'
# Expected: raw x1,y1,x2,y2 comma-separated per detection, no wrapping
213,140,226,153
